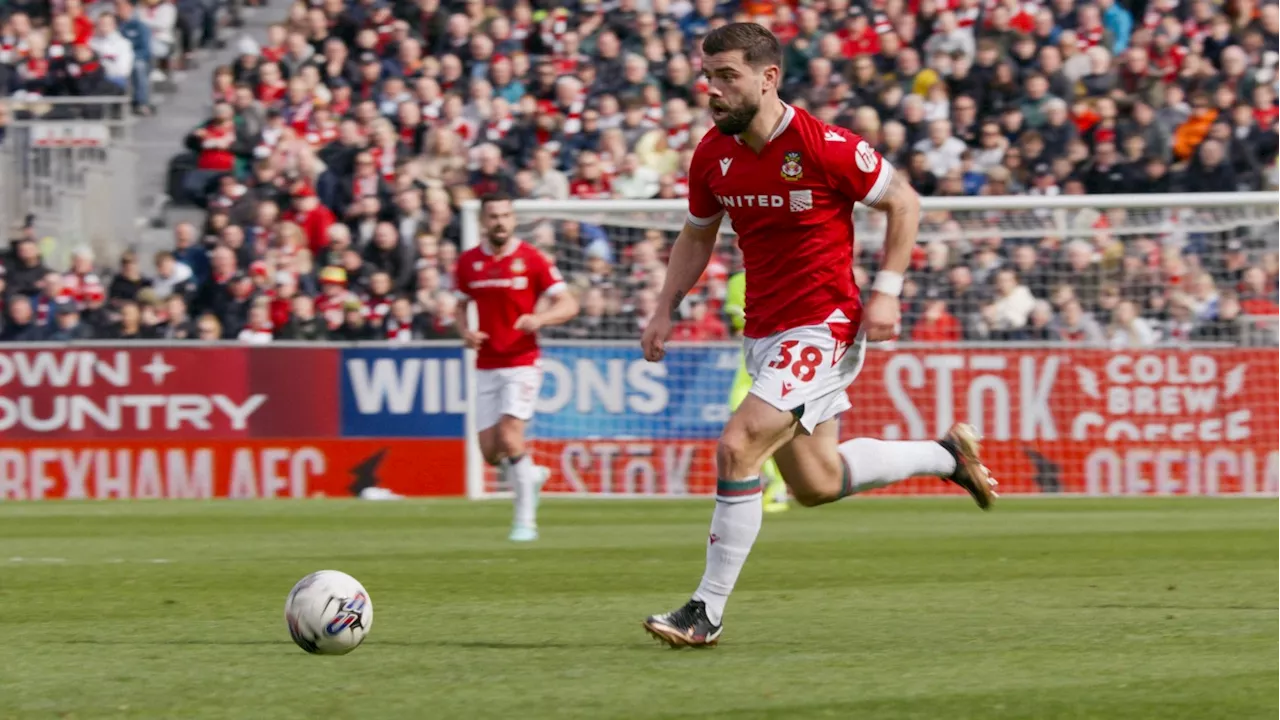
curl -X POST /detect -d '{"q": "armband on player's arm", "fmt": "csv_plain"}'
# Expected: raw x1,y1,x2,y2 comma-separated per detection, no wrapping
659,218,721,319
866,172,920,298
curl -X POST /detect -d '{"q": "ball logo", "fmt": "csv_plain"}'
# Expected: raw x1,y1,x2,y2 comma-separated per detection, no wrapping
325,592,368,635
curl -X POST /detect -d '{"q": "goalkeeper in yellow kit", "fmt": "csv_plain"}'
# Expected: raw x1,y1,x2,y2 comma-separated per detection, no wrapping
724,271,789,512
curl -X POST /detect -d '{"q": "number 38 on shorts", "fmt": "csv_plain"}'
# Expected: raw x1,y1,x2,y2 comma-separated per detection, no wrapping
742,309,868,432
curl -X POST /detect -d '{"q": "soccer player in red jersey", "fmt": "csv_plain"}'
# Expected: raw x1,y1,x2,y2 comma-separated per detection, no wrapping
455,193,579,542
640,23,998,647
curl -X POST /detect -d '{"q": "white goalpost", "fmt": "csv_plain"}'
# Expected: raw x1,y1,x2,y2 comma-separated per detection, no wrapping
459,192,1280,500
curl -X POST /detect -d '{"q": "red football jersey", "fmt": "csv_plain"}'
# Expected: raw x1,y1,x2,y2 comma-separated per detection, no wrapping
687,104,893,338
455,241,566,369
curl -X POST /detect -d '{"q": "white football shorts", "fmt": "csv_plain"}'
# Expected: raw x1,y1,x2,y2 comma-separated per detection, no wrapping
475,364,543,432
742,308,868,433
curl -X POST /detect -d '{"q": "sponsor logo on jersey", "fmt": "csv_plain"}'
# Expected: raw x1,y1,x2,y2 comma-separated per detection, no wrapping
472,261,483,271
781,151,803,181
854,140,878,173
715,194,785,208
469,277,527,289
789,190,813,212
719,158,733,176
823,130,847,143
510,258,525,274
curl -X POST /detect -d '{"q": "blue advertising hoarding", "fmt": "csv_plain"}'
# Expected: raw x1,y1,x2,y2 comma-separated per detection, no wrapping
335,343,738,440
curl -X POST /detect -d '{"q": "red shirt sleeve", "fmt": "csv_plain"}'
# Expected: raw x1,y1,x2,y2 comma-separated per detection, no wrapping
528,246,565,296
822,126,895,205
686,137,723,228
454,253,472,299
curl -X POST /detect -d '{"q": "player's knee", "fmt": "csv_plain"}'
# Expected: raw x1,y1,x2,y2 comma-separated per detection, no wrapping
497,421,526,458
478,434,503,466
716,426,761,478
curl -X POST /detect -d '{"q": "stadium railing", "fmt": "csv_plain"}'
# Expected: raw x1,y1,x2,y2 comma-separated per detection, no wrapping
0,96,139,268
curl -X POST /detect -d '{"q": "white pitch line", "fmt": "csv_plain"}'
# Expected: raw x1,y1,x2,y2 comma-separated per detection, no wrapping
5,557,175,565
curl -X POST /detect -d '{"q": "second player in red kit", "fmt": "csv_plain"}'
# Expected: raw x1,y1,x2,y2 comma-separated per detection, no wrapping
456,193,579,542
640,22,998,648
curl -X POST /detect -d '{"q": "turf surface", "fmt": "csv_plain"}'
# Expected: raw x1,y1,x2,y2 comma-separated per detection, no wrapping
0,498,1275,720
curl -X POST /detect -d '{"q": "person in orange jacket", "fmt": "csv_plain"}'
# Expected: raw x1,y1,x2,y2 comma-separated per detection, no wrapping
1173,92,1218,161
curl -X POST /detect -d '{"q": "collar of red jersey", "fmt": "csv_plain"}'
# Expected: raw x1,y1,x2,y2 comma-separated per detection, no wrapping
731,102,796,146
481,239,521,258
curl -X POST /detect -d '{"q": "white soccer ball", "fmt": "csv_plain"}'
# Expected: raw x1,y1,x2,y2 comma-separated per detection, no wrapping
284,570,373,655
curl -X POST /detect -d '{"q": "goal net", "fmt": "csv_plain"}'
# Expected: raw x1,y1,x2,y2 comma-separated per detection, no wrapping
462,193,1280,499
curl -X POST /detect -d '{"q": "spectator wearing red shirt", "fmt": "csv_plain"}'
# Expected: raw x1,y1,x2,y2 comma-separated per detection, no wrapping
261,24,287,63
1238,267,1280,315
283,183,337,255
569,151,613,199
255,61,287,107
840,10,881,57
671,296,728,342
911,298,964,342
189,102,238,171
64,0,95,45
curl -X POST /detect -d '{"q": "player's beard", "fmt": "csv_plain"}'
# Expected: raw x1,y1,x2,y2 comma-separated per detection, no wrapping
488,227,512,247
710,97,759,136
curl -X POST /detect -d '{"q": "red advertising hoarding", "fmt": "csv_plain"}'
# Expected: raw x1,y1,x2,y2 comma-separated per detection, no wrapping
0,440,464,499
846,347,1279,496
0,347,464,499
2,345,1275,499
531,348,1279,497
0,347,339,439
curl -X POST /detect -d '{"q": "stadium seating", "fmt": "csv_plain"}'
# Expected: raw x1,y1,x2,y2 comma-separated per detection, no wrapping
1,0,1277,344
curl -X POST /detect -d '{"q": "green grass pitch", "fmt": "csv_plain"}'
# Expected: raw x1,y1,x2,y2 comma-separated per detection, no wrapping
1,498,1275,720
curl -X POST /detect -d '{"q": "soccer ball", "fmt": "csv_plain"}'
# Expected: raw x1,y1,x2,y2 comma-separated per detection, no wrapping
284,570,373,655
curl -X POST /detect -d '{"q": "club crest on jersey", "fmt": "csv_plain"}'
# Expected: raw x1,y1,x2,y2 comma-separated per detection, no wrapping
781,151,803,181
510,258,526,274
472,261,483,271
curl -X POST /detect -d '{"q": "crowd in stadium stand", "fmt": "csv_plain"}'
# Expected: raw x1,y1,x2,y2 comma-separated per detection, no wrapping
0,0,1277,346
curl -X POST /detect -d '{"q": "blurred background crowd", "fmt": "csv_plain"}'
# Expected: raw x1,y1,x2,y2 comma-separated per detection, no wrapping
0,0,1276,346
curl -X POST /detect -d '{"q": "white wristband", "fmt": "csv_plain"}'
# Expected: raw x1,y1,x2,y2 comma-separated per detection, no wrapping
872,270,904,297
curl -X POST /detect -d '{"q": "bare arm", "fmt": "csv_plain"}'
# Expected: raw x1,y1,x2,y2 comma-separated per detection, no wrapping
529,289,579,329
866,172,921,290
454,295,486,348
657,217,723,319
453,296,469,330
859,171,920,341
